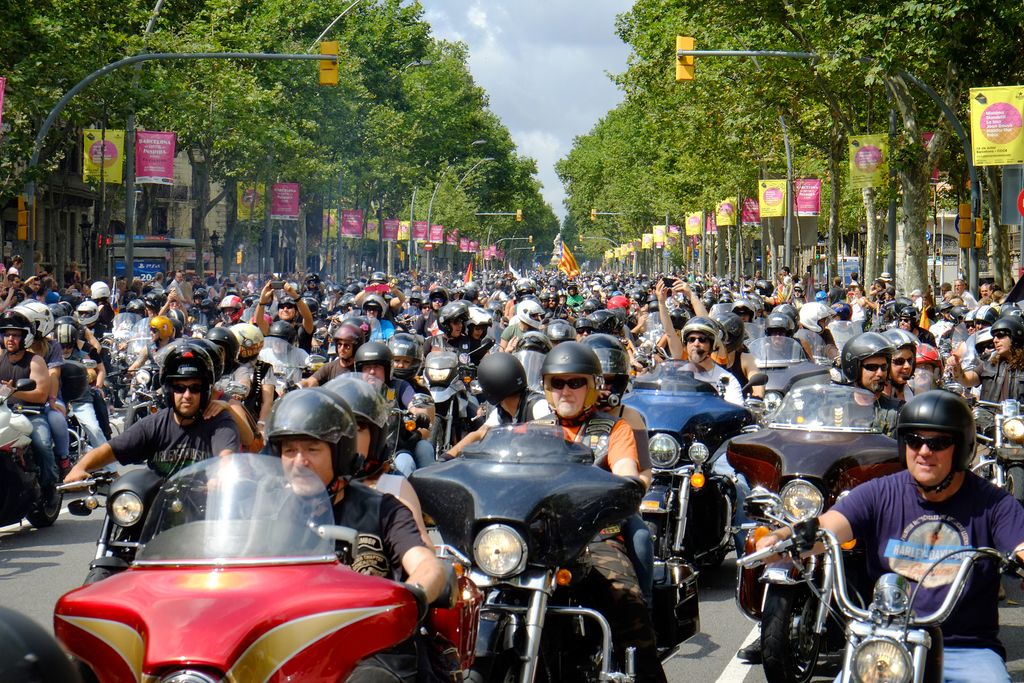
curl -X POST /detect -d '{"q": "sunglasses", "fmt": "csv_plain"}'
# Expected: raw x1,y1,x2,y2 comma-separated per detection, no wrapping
547,377,589,391
993,331,1011,339
278,303,296,309
861,362,889,373
170,383,203,395
903,432,955,451
891,357,913,366
685,335,710,345
335,340,356,348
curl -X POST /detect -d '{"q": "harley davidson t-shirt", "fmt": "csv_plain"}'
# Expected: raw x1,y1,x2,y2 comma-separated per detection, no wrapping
833,469,1024,656
108,408,241,476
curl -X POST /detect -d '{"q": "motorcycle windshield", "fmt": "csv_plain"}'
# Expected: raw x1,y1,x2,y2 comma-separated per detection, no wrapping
111,313,141,339
424,351,458,385
135,453,336,565
462,424,594,464
127,317,152,356
747,337,809,368
827,321,862,354
259,338,308,385
514,350,545,393
632,360,717,394
744,322,765,342
767,383,880,432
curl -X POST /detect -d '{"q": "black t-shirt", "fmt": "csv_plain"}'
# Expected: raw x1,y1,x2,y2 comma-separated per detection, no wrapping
332,488,425,580
296,325,313,353
108,408,240,476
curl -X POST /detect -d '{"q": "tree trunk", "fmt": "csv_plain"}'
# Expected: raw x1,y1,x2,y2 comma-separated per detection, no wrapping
827,130,842,282
223,178,238,277
982,166,1010,290
863,188,880,284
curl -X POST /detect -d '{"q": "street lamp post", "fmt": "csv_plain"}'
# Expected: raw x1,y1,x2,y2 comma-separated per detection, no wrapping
425,140,487,272
210,231,221,280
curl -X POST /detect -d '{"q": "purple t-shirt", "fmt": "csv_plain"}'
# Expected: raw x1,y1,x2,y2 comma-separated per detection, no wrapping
833,469,1024,655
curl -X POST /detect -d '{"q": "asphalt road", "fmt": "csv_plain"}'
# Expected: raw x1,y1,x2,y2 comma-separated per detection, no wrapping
5,502,1024,682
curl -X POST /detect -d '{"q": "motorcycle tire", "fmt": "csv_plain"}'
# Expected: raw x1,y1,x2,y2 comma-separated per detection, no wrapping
1007,464,1024,504
25,490,62,528
467,652,519,683
83,566,115,585
123,399,140,430
760,584,821,683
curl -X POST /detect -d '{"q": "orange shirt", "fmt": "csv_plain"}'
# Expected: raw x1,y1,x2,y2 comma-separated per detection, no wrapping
560,418,639,472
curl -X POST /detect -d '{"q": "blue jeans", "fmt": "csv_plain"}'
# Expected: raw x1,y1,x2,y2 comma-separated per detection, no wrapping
69,400,107,450
621,513,655,606
393,440,436,477
28,413,57,488
46,404,69,460
942,647,1009,682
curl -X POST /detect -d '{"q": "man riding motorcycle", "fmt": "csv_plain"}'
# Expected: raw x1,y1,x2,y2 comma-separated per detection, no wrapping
949,314,1024,403
840,331,902,435
882,328,918,402
267,388,446,682
755,391,1024,683
302,320,365,387
64,343,240,481
538,341,665,683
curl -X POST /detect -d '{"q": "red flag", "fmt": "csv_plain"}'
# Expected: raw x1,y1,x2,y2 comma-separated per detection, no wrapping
463,260,474,284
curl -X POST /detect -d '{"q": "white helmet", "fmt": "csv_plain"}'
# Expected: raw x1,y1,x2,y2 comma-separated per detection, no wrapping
468,305,493,328
90,281,111,300
15,301,55,339
75,300,100,326
230,322,265,360
798,302,833,333
516,300,545,329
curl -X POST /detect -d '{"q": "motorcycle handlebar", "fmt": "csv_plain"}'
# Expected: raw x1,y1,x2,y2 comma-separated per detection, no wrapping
56,471,116,492
737,537,794,568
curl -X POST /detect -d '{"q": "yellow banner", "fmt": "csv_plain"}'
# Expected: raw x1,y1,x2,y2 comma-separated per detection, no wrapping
642,233,653,249
238,183,266,220
605,249,613,260
653,225,666,246
365,219,379,241
970,86,1024,166
397,220,410,241
324,208,338,239
758,180,787,218
716,200,736,226
685,213,702,236
848,134,888,189
83,129,124,184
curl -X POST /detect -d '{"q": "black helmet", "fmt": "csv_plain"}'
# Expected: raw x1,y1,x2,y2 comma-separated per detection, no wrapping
545,319,576,345
0,310,34,349
589,309,621,336
975,304,1000,327
519,331,553,353
370,271,387,284
438,301,470,336
160,343,216,412
773,303,798,322
477,352,528,404
841,332,894,386
267,320,297,344
321,375,390,477
427,287,449,305
54,315,82,346
896,305,919,327
669,307,690,330
581,333,630,404
948,305,968,324
267,388,360,482
712,310,746,352
580,298,601,315
540,341,603,417
764,312,796,337
575,316,596,335
463,282,480,302
354,341,393,384
206,326,240,374
514,277,536,297
0,606,83,683
897,391,975,474
362,293,388,316
754,279,773,296
387,332,424,381
990,315,1024,348
185,338,226,379
126,299,147,316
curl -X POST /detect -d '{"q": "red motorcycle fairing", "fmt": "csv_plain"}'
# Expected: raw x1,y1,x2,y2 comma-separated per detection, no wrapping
55,562,418,683
428,571,482,673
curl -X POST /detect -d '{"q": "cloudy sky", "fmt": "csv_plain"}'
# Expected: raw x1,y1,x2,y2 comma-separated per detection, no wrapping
420,1,632,221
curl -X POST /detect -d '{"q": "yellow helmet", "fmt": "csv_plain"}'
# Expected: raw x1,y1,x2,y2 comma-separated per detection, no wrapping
149,315,174,342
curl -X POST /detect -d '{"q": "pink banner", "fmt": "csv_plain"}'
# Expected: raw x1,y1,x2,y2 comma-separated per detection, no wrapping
496,248,505,260
0,77,6,132
470,240,479,253
706,213,717,235
793,178,821,216
270,183,300,220
135,130,176,185
341,209,363,238
741,198,760,225
429,224,444,243
446,228,459,246
412,221,428,241
382,219,400,241
484,245,495,259
459,237,470,252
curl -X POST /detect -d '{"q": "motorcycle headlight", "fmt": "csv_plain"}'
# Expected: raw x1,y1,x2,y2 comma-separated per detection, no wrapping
688,441,709,465
134,369,151,386
870,573,910,617
160,672,220,683
649,434,680,469
109,491,144,527
780,479,824,522
852,637,912,683
1003,417,1024,444
426,367,452,384
764,391,783,414
473,524,527,578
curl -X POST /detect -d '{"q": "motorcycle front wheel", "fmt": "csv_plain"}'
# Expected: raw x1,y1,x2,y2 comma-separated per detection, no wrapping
26,490,62,528
1006,463,1024,503
467,652,519,683
761,584,820,683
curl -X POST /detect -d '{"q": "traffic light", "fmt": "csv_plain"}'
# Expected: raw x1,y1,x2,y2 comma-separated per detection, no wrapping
16,195,28,241
236,249,244,265
590,208,597,221
957,203,971,249
676,36,695,82
516,209,523,222
319,41,339,86
975,217,984,249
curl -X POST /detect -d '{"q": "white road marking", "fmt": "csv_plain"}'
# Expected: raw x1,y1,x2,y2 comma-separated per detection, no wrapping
0,504,72,534
713,623,758,683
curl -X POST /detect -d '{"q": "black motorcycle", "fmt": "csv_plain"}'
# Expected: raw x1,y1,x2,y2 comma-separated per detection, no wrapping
411,424,700,682
623,361,763,570
0,379,63,529
422,351,480,454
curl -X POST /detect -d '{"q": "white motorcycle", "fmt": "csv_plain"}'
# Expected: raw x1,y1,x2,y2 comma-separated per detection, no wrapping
0,379,61,528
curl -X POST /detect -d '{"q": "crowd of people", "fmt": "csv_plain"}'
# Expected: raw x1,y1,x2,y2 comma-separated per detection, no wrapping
0,252,1017,682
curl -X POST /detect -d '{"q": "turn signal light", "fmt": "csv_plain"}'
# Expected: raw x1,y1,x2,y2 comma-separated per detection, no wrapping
453,563,465,578
753,526,771,542
556,568,573,586
690,472,705,489
841,538,857,550
404,420,417,432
